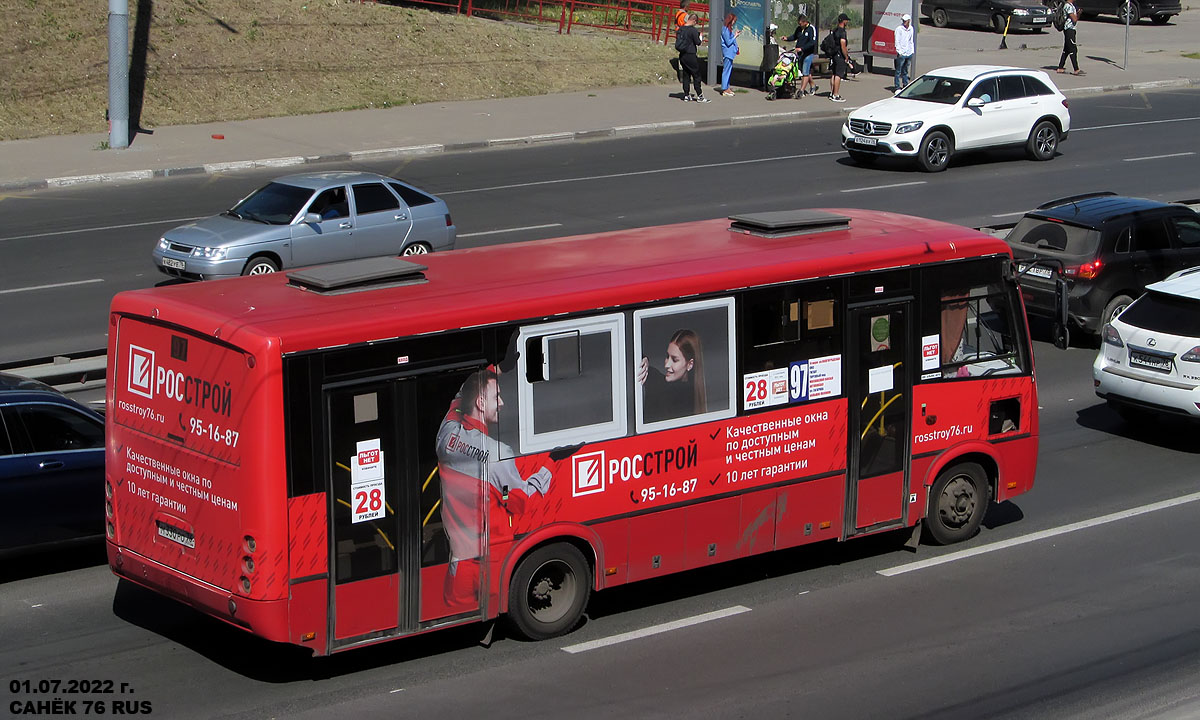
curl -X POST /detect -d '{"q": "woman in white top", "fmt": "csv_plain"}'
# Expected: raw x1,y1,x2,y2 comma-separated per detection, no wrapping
1056,2,1084,75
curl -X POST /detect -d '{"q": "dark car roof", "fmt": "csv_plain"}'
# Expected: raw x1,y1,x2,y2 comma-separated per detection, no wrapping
0,372,54,393
0,381,102,418
1027,193,1188,229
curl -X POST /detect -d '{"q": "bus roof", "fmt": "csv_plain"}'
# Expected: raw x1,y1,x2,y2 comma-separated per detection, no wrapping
113,210,1009,356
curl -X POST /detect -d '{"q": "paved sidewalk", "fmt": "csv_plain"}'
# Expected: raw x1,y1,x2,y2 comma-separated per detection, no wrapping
2,12,1197,191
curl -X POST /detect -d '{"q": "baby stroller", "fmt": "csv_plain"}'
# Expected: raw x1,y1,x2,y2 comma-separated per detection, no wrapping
766,49,801,100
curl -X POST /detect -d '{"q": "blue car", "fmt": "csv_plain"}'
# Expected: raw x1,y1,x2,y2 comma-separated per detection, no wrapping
0,373,105,555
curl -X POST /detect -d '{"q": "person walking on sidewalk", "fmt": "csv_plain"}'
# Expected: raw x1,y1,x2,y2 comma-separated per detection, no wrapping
1056,1,1084,75
894,13,915,92
830,13,851,102
720,14,740,96
782,14,819,97
677,14,710,102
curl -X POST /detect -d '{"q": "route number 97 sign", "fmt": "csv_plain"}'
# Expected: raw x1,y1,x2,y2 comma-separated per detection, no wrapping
351,438,385,523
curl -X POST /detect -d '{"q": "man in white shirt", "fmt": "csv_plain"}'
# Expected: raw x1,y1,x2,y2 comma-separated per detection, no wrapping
894,14,915,92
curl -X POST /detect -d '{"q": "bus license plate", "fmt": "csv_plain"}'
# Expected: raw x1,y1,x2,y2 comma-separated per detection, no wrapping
1130,351,1172,373
1019,264,1052,279
162,257,186,270
854,136,877,146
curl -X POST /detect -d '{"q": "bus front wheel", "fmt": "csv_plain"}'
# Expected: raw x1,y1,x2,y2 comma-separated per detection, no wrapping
507,542,591,641
924,462,989,545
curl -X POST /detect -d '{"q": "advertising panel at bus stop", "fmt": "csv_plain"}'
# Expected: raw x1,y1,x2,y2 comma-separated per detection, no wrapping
720,0,768,71
863,0,917,60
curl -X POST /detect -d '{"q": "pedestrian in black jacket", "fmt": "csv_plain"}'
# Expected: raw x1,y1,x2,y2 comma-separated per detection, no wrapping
676,14,710,102
781,14,819,96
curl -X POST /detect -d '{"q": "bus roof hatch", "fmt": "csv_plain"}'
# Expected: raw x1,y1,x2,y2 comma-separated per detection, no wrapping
286,257,428,295
728,210,851,238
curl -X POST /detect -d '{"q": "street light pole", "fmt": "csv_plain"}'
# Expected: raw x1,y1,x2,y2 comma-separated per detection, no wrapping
708,1,724,90
108,0,129,149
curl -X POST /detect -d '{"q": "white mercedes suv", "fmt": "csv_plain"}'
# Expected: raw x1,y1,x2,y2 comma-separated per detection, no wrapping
1094,267,1200,422
840,65,1070,172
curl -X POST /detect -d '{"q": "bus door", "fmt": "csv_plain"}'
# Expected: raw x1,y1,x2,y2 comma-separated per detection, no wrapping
326,379,420,647
846,300,912,536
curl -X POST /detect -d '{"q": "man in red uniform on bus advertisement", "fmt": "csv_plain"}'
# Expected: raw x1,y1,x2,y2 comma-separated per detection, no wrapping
436,368,553,611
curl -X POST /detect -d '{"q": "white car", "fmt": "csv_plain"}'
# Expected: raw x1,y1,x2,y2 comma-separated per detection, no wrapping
1093,268,1200,421
841,65,1070,172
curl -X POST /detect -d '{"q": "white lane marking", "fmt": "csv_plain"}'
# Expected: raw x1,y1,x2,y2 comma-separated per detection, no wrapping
0,279,104,295
388,689,404,694
840,181,926,194
991,210,1028,218
1122,151,1196,163
878,490,1200,577
440,152,845,196
457,223,563,238
0,216,206,243
561,605,751,654
1074,115,1200,132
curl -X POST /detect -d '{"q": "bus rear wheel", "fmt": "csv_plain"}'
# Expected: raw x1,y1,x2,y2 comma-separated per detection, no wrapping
924,462,989,545
507,542,590,641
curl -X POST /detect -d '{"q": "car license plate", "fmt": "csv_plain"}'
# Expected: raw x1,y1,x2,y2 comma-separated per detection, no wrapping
1019,263,1052,279
1129,351,1172,373
854,136,877,146
1033,16,1046,22
162,257,186,270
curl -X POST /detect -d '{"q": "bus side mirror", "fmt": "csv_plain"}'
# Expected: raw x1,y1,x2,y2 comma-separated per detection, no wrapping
1053,276,1070,349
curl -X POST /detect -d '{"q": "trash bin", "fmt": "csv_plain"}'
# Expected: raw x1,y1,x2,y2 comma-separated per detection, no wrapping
761,43,780,89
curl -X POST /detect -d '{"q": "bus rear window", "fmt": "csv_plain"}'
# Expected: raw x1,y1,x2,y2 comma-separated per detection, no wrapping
112,318,253,466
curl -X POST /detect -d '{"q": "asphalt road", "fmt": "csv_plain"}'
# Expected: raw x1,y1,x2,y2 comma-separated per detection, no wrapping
5,342,1200,718
1,87,1199,364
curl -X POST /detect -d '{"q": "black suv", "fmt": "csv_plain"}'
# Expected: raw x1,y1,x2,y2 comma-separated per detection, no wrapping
1069,0,1181,24
1005,193,1200,336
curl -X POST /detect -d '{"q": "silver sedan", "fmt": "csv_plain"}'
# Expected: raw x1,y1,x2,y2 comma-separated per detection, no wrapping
152,171,456,280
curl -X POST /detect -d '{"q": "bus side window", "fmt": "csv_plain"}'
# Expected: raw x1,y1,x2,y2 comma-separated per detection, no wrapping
742,283,842,401
940,284,1025,378
515,314,627,453
633,297,737,432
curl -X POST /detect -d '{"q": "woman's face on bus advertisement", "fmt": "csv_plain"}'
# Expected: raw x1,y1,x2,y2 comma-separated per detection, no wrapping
663,342,693,382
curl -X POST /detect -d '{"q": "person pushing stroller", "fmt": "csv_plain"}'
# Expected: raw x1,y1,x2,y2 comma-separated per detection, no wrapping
779,14,818,98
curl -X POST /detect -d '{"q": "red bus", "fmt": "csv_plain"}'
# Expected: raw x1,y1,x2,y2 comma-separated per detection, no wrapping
106,209,1042,654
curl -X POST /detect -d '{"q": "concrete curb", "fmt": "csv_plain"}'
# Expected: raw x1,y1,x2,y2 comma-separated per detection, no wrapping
7,77,1197,193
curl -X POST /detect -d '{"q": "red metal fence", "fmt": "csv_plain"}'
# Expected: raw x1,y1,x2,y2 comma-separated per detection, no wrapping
388,0,708,44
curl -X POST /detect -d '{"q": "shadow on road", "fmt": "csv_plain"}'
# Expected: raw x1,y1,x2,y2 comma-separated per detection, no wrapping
1075,400,1200,452
0,541,107,584
111,576,502,682
108,522,972,678
983,499,1025,531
